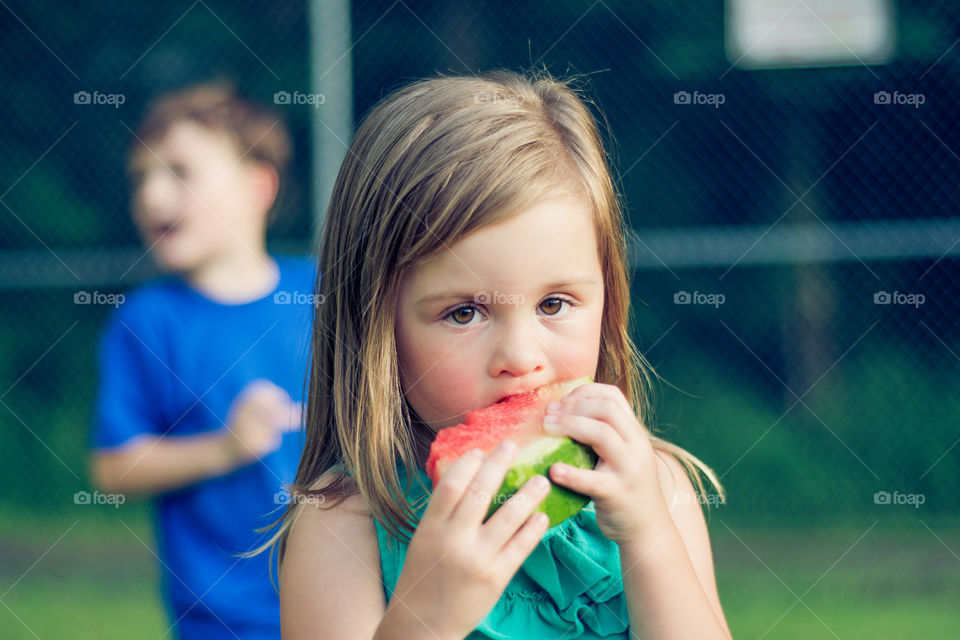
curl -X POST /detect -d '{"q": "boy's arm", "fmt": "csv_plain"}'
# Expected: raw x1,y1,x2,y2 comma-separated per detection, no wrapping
91,380,299,496
91,431,236,495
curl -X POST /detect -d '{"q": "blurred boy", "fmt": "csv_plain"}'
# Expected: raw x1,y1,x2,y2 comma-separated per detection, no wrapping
89,83,315,640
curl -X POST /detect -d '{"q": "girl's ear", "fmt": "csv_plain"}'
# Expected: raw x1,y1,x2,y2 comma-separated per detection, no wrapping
245,160,280,222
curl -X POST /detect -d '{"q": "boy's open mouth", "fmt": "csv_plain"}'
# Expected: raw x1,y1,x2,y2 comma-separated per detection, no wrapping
151,222,180,240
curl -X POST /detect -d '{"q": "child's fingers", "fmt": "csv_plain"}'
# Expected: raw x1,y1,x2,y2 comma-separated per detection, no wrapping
496,508,550,573
549,462,614,500
240,378,283,402
276,401,303,432
480,474,551,547
557,384,645,443
545,414,625,469
422,449,485,522
448,441,518,527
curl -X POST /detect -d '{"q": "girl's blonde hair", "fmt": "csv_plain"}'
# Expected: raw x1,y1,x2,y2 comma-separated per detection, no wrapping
251,69,724,570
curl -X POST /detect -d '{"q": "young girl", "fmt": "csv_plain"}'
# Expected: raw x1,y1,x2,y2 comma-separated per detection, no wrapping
268,70,731,639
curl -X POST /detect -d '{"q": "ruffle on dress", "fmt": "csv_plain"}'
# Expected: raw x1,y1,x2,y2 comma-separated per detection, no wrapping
471,502,629,639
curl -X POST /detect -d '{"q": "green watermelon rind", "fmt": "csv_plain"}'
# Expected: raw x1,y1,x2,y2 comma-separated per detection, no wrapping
485,436,598,528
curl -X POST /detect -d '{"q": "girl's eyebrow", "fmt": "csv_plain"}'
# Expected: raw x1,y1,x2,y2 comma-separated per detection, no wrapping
416,278,599,306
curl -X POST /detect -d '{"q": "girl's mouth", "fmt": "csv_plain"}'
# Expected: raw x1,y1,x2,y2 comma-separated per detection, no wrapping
496,388,535,403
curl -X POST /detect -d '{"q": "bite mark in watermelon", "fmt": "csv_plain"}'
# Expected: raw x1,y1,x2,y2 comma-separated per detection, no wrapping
425,377,597,528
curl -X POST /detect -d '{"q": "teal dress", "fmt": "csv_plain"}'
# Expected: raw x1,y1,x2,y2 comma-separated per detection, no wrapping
374,462,631,638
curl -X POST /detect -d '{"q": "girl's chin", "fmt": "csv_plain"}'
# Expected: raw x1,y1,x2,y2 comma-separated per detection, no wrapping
426,414,468,432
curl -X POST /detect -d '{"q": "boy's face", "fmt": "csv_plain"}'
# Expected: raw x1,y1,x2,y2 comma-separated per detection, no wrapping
395,195,605,432
128,120,271,274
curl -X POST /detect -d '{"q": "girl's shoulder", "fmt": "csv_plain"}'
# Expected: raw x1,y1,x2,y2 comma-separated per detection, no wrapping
292,470,373,528
285,479,375,555
281,485,386,638
291,491,375,558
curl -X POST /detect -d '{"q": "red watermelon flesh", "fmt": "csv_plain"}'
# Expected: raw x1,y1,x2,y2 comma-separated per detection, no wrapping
425,377,597,527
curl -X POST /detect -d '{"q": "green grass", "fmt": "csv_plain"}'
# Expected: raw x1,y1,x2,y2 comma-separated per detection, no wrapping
3,578,167,639
2,509,959,639
713,519,960,639
1,508,168,639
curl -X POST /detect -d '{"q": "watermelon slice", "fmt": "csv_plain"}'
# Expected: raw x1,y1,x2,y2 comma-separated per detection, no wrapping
425,377,597,528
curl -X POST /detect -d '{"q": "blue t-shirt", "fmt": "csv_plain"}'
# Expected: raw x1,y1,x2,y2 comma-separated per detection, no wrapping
91,255,316,640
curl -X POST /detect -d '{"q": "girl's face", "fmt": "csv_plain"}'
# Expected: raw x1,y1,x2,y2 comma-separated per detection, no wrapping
395,195,605,432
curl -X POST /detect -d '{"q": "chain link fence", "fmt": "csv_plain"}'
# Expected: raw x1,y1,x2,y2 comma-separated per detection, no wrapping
2,0,958,532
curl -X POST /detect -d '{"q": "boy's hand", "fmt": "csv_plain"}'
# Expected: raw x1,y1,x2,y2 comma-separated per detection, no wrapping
222,379,302,466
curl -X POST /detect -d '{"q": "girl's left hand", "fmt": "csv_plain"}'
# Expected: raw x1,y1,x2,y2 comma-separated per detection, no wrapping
543,382,672,545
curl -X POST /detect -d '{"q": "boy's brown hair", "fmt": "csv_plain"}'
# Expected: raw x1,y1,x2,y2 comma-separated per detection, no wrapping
130,81,293,220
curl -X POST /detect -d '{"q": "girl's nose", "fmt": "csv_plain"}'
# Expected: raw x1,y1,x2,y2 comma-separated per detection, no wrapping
487,320,545,378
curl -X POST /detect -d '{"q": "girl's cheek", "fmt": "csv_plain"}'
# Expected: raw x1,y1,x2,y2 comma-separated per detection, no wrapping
402,328,467,386
425,346,481,407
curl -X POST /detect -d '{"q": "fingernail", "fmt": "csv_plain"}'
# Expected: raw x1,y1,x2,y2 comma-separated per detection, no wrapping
530,475,549,490
498,440,516,453
543,415,559,433
546,402,562,413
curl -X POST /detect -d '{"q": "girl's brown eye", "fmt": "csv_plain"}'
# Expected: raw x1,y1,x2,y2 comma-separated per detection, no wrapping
449,307,475,325
540,298,563,315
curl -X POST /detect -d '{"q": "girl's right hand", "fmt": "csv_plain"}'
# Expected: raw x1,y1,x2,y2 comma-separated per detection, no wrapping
383,441,552,640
